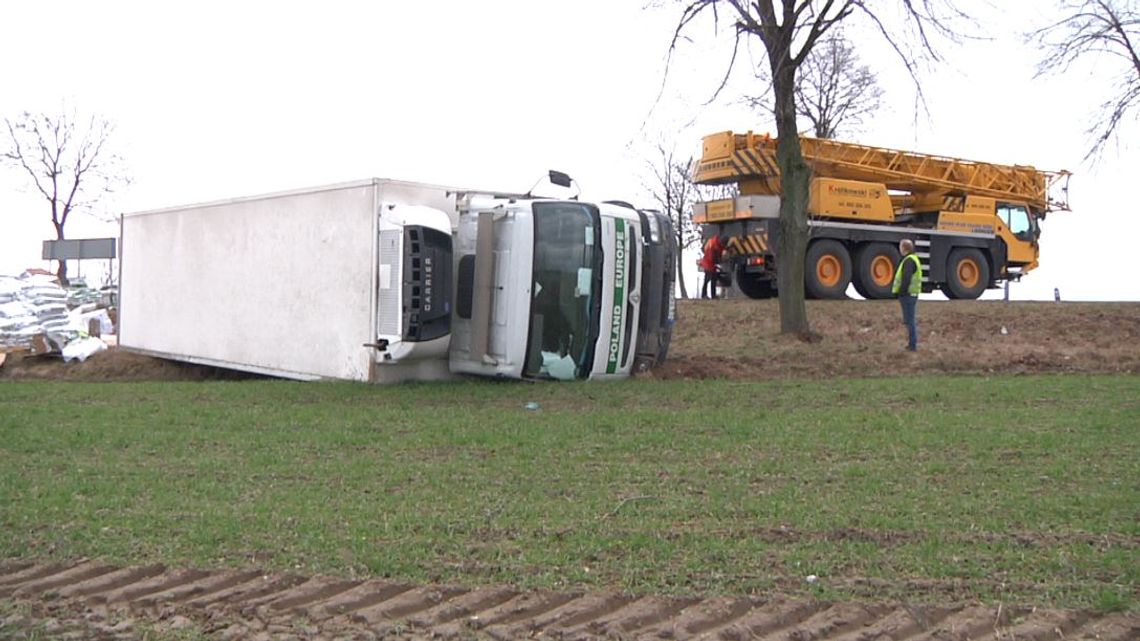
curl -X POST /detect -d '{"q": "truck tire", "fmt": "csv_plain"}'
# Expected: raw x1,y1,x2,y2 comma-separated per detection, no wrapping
805,240,852,299
853,243,900,300
944,247,989,299
734,265,776,299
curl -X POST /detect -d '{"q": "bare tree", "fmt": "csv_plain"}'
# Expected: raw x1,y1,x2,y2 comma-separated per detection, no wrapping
2,108,128,284
743,29,884,139
1032,0,1140,161
669,0,961,336
646,143,704,298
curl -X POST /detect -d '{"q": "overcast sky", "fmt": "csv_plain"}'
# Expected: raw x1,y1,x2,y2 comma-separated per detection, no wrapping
2,0,1136,301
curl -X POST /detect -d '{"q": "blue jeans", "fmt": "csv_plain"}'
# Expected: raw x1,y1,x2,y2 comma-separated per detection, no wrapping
899,295,918,350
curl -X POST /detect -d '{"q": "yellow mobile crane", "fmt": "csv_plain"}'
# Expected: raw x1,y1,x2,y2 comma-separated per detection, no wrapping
692,131,1071,299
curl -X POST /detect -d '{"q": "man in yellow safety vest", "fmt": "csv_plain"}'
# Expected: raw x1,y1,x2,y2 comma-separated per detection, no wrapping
892,239,923,351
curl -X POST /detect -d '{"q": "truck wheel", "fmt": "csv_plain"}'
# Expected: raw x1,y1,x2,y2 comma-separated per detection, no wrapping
805,240,852,299
734,265,776,299
945,248,989,299
853,243,900,300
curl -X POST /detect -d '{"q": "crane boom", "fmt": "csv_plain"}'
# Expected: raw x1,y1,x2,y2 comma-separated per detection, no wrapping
694,131,1071,215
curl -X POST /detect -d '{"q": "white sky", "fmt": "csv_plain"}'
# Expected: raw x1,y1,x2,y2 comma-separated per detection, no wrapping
1,0,1136,301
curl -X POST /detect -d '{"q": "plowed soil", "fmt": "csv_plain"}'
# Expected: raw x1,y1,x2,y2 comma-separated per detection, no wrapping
2,560,1136,640
2,300,1138,639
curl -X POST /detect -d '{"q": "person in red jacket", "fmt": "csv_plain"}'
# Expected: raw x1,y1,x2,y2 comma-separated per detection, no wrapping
699,235,727,299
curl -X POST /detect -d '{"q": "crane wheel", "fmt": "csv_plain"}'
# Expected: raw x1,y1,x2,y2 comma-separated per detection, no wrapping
805,240,852,299
853,243,900,300
945,248,990,300
734,265,776,299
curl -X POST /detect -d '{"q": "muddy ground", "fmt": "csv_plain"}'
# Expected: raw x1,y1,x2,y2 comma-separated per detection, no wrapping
2,299,1138,382
2,300,1137,639
2,560,1136,641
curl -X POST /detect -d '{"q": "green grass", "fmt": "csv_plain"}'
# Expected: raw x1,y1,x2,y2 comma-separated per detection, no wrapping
0,375,1136,610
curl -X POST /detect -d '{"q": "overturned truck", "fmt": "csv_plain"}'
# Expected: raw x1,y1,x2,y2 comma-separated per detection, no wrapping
119,177,676,383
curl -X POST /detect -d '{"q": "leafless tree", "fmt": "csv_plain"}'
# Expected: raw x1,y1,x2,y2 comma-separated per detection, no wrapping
1031,0,1140,161
646,144,704,298
743,29,884,139
2,108,128,284
669,0,962,336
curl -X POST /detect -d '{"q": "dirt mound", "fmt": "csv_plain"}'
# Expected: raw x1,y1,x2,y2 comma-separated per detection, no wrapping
3,300,1137,384
0,348,259,382
651,299,1140,380
2,560,1135,641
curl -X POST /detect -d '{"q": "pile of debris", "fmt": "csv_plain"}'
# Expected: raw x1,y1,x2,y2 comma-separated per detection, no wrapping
0,273,115,363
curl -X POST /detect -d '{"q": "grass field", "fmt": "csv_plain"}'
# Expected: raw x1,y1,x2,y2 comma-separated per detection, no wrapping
0,375,1136,611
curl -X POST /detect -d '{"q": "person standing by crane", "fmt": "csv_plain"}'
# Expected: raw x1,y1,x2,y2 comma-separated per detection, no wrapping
892,239,923,351
699,235,727,299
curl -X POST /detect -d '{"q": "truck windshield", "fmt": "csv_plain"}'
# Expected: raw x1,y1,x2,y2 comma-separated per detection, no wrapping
523,202,602,380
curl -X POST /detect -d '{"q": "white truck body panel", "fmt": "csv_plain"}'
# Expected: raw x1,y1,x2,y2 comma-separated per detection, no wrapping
119,179,457,382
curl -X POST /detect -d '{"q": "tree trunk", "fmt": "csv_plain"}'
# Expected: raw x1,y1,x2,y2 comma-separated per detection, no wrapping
676,249,689,299
53,222,69,286
772,62,811,335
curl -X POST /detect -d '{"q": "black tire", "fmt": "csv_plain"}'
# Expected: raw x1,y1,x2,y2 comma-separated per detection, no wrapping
944,247,990,299
734,264,777,299
853,243,901,300
805,239,852,299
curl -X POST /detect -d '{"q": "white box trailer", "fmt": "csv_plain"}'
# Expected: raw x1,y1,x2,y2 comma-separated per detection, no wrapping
120,179,456,382
119,178,676,383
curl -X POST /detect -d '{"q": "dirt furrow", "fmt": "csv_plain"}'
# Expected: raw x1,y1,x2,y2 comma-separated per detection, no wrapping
0,560,117,598
185,572,307,609
905,604,1029,641
331,584,465,624
0,561,75,588
402,585,519,627
54,564,167,599
646,595,757,638
558,594,705,640
129,569,265,610
262,577,362,613
694,597,826,640
303,580,415,621
86,567,212,605
470,589,580,629
997,608,1094,641
1071,615,1140,641
0,561,1135,641
520,592,637,632
823,605,954,641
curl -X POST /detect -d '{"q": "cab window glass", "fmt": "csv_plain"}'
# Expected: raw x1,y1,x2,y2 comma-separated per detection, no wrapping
997,204,1031,236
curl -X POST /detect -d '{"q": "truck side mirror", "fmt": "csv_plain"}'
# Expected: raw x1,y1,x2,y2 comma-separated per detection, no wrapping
525,170,580,200
548,170,573,188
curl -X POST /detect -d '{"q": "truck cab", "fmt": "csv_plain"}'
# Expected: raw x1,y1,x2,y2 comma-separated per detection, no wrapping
447,195,674,380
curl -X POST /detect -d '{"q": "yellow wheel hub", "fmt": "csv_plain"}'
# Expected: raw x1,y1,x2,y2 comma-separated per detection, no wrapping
957,258,980,288
871,255,894,286
817,255,842,287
